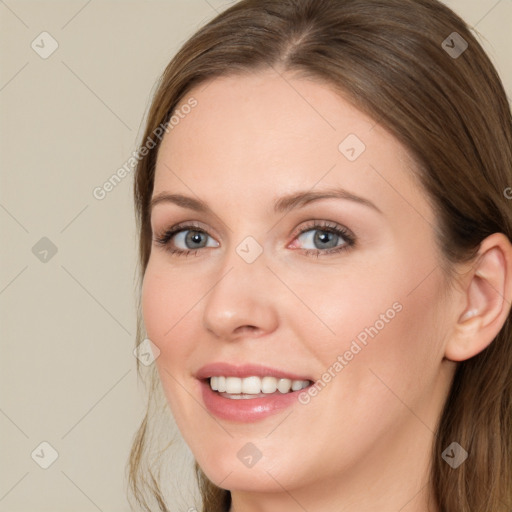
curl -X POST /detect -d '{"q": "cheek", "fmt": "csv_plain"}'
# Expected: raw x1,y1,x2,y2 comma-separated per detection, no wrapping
141,260,195,348
264,264,446,477
140,261,199,404
141,264,201,420
141,270,168,349
290,250,446,397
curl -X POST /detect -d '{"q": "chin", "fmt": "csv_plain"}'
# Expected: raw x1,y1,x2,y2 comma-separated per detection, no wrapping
203,463,297,493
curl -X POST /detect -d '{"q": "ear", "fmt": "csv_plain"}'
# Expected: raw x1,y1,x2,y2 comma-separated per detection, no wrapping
445,233,512,362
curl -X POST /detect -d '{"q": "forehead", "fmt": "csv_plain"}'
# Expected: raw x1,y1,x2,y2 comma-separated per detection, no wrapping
157,70,376,171
153,70,431,225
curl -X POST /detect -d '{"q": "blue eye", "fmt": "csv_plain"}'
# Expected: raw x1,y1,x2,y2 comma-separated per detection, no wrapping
171,229,219,251
153,222,218,257
153,221,355,257
295,226,348,251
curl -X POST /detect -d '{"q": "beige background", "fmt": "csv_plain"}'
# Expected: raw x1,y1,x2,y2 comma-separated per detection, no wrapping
0,1,511,511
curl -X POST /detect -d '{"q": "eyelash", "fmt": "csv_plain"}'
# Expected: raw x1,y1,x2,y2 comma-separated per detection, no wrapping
153,220,356,258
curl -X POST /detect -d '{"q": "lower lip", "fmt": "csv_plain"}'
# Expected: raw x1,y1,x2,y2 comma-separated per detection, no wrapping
199,379,309,422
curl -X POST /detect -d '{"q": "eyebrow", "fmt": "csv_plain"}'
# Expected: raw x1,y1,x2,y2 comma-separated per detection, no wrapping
149,187,383,215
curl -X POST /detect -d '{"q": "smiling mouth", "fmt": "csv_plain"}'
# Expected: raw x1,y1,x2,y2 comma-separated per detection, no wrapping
206,375,314,399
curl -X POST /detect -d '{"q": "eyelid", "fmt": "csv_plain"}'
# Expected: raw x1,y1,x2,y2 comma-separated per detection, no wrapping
153,218,356,258
154,220,217,240
154,219,351,243
288,219,354,243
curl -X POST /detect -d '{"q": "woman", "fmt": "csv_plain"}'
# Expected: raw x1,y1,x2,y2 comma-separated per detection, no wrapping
128,1,512,511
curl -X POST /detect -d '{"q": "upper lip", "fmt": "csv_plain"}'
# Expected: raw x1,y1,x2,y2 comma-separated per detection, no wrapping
195,362,314,382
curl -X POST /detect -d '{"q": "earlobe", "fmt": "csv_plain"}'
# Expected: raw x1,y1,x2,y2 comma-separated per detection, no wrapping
445,233,512,362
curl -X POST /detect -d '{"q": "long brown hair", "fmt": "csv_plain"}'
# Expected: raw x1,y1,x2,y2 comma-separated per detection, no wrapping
128,1,512,511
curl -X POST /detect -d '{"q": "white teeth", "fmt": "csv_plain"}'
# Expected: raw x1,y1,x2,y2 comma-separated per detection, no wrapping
291,379,305,391
242,376,261,394
261,376,277,393
225,376,242,394
277,378,292,393
208,376,310,395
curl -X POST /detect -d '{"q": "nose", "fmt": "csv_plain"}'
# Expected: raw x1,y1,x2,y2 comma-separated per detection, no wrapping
202,248,279,341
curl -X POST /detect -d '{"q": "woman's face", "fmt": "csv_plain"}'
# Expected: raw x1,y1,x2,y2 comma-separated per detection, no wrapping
142,69,457,502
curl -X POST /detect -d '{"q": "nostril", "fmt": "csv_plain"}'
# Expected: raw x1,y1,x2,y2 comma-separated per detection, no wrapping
234,325,259,335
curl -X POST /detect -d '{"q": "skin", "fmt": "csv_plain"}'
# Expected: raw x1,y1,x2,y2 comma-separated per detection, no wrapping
141,68,512,512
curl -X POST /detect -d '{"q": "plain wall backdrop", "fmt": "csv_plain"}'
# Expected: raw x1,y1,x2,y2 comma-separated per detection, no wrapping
1,1,511,510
